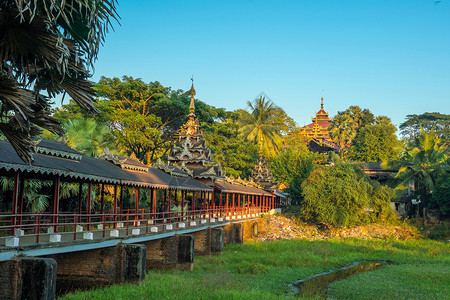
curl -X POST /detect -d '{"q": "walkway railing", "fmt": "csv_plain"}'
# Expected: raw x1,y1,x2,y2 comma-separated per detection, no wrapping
0,206,272,247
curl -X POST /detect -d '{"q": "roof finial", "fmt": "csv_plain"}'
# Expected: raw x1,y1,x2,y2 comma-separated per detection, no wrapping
321,90,324,110
189,76,196,117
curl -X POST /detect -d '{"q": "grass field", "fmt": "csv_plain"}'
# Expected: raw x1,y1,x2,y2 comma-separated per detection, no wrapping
61,238,449,300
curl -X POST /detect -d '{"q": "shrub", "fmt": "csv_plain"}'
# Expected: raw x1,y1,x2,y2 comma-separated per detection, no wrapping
301,162,395,227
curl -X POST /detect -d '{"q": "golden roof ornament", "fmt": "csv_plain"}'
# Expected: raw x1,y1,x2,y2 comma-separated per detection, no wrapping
189,77,196,117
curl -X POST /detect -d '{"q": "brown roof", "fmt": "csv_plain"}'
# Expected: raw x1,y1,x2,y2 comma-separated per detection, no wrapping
214,179,273,196
0,140,212,191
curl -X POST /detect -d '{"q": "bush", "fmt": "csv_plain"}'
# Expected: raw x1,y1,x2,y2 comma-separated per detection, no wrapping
301,162,395,227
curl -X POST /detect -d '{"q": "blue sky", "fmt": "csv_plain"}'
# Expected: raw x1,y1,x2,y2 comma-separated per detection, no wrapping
85,0,450,130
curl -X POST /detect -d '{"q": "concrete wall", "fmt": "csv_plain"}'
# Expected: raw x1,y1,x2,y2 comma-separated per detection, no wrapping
192,228,211,256
0,220,259,299
48,243,146,294
0,256,57,300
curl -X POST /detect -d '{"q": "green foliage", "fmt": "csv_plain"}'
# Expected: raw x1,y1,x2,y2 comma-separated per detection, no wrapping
270,145,323,202
385,128,449,211
61,239,450,300
93,76,186,163
54,76,229,164
329,113,357,158
349,116,402,162
43,117,117,157
301,162,395,227
0,177,51,212
400,112,450,147
236,95,294,158
0,0,118,163
203,117,258,178
430,172,450,217
329,106,395,160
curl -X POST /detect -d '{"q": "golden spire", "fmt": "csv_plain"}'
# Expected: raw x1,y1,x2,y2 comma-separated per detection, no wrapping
321,95,324,110
189,77,196,117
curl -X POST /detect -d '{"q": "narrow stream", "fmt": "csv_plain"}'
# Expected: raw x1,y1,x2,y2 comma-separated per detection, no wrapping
288,260,392,298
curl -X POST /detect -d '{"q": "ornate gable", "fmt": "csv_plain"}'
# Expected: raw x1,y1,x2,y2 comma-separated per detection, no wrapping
250,155,276,190
167,79,223,182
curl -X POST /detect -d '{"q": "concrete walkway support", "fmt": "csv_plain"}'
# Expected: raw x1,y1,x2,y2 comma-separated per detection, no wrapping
178,235,194,271
222,223,243,245
243,220,260,242
48,243,146,294
0,256,57,300
144,236,179,269
211,228,224,254
192,228,211,256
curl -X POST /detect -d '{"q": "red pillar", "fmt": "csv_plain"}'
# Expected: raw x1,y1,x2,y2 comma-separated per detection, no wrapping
100,183,104,214
100,184,105,227
113,185,117,228
225,193,229,216
152,188,156,220
181,190,185,221
52,176,61,232
219,192,223,214
78,182,83,215
166,189,171,221
10,171,20,235
135,187,139,224
232,193,235,215
87,182,92,230
202,191,206,218
191,191,195,220
212,190,215,213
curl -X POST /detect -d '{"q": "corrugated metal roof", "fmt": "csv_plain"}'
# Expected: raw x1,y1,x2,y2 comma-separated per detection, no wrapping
214,179,273,196
0,141,212,191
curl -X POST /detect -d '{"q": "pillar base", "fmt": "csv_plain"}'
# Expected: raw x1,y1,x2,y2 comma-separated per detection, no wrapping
177,235,194,271
0,257,57,300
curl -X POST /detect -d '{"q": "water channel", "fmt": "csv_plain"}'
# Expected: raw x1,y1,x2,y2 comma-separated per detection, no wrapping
288,260,392,298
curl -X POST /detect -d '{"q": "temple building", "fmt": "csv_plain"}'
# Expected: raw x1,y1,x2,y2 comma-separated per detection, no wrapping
299,96,338,153
250,155,277,191
167,79,224,186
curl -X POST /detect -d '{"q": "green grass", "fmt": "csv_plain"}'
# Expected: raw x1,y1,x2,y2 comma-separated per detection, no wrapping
61,239,450,300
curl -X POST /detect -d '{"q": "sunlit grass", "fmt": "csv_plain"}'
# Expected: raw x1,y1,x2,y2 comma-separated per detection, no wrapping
61,239,449,300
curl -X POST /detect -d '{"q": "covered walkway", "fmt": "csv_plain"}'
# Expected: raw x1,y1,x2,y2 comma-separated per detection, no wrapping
0,140,276,249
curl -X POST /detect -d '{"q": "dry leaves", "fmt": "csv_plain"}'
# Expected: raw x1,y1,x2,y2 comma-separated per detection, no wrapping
256,215,419,241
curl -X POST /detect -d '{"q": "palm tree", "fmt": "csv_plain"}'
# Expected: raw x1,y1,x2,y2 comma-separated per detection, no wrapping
236,96,284,157
43,117,116,157
384,128,449,207
0,177,51,212
0,0,119,163
328,114,357,158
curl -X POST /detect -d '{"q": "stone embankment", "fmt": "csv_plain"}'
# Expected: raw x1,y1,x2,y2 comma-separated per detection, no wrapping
256,215,419,241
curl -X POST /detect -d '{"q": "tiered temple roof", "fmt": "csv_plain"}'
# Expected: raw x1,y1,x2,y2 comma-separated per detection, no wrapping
168,80,224,185
299,96,339,153
250,155,277,191
299,96,332,140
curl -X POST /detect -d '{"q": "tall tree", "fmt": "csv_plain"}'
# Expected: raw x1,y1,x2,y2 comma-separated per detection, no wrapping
0,0,118,162
43,117,116,157
57,76,229,164
384,129,449,210
301,160,395,227
270,144,324,202
349,116,402,162
328,114,357,158
236,95,291,157
203,114,259,178
336,106,375,130
400,112,450,147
